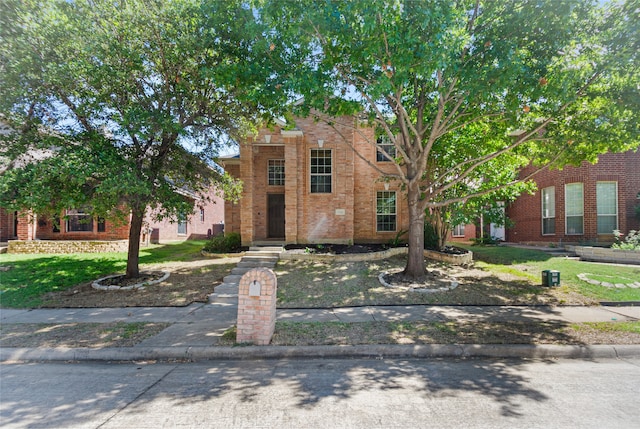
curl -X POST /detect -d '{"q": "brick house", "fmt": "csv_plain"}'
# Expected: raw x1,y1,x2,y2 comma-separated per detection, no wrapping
1,192,224,246
221,115,410,246
505,149,640,245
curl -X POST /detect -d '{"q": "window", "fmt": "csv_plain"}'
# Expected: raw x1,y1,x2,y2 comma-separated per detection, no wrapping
268,159,285,186
200,208,205,222
452,224,465,237
541,186,555,235
565,183,584,235
310,149,332,193
376,191,397,232
376,135,396,162
597,182,618,234
52,214,60,233
97,217,106,232
177,214,187,235
66,208,93,232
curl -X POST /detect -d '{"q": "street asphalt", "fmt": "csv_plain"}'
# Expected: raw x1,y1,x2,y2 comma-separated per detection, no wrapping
1,302,639,362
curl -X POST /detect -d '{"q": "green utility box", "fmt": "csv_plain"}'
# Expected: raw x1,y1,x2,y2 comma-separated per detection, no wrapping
542,270,561,287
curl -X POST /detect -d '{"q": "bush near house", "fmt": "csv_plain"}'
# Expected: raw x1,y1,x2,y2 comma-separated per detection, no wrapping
203,232,242,253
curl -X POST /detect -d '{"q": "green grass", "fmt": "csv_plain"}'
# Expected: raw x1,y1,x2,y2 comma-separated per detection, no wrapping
571,321,640,334
0,240,208,308
462,245,640,302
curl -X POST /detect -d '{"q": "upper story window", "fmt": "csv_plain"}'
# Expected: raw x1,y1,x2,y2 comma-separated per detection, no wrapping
596,181,618,234
565,183,584,235
66,208,93,232
541,186,555,235
310,149,332,193
376,135,396,162
268,159,285,186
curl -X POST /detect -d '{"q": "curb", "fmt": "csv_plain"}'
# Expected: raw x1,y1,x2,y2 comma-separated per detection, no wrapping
2,344,639,363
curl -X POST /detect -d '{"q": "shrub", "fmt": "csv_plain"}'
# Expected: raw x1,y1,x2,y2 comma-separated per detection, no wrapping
203,232,242,253
424,222,440,250
470,236,500,246
612,230,640,251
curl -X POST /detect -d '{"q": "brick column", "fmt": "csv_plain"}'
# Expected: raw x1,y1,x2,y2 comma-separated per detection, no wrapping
239,143,255,246
284,135,298,243
236,268,278,345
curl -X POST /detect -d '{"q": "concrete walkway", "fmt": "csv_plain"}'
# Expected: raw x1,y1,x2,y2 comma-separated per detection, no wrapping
2,302,639,362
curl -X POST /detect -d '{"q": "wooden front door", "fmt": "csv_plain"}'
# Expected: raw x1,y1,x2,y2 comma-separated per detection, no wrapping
267,194,285,238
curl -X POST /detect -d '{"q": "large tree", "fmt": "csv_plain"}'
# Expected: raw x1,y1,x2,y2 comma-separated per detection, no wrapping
0,0,284,277
264,0,640,279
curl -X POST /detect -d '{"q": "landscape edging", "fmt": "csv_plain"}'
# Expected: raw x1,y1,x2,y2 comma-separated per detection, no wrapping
281,246,472,265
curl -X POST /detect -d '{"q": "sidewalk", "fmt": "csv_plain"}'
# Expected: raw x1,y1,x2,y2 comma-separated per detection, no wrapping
2,302,639,362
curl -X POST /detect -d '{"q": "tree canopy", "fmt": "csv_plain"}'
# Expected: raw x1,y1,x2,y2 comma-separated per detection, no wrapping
0,0,286,277
262,0,640,278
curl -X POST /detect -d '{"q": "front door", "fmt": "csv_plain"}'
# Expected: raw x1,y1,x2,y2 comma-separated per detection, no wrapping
268,194,285,238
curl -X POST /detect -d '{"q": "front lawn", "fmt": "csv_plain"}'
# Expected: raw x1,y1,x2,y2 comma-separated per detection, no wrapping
0,241,235,308
275,246,640,307
464,245,640,303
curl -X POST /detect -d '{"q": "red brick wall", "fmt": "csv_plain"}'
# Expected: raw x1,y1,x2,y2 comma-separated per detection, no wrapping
34,212,130,240
0,208,17,242
506,149,640,244
226,116,412,245
224,164,242,235
145,188,225,242
11,188,225,244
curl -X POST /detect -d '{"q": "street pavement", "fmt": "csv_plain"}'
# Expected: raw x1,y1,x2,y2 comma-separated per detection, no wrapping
1,302,639,362
2,357,640,428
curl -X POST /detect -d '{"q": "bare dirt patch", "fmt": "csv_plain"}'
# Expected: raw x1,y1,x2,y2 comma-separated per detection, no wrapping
38,258,238,308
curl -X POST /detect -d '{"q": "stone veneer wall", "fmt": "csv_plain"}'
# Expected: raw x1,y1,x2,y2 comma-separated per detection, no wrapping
281,246,473,265
566,245,640,265
7,240,129,254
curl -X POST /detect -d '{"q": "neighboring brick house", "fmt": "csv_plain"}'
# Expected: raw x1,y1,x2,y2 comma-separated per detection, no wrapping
0,208,18,242
221,116,410,246
505,149,640,245
3,192,224,245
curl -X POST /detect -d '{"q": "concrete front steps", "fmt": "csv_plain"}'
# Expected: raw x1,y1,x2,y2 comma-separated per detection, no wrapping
208,246,283,304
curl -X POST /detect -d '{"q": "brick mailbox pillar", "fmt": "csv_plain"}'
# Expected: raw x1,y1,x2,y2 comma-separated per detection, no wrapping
237,268,277,345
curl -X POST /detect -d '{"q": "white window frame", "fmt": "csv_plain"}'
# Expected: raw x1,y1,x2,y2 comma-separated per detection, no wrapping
565,183,584,235
541,186,555,235
452,224,465,237
596,181,618,234
310,149,332,194
376,135,396,162
177,213,187,236
376,191,397,232
268,159,285,186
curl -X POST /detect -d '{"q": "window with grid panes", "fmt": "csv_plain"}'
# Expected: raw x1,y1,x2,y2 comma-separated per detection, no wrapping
310,149,332,193
268,159,285,186
376,135,396,162
376,191,397,232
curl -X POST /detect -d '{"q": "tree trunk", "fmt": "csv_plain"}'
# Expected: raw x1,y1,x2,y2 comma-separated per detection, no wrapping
126,207,144,279
403,185,426,279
